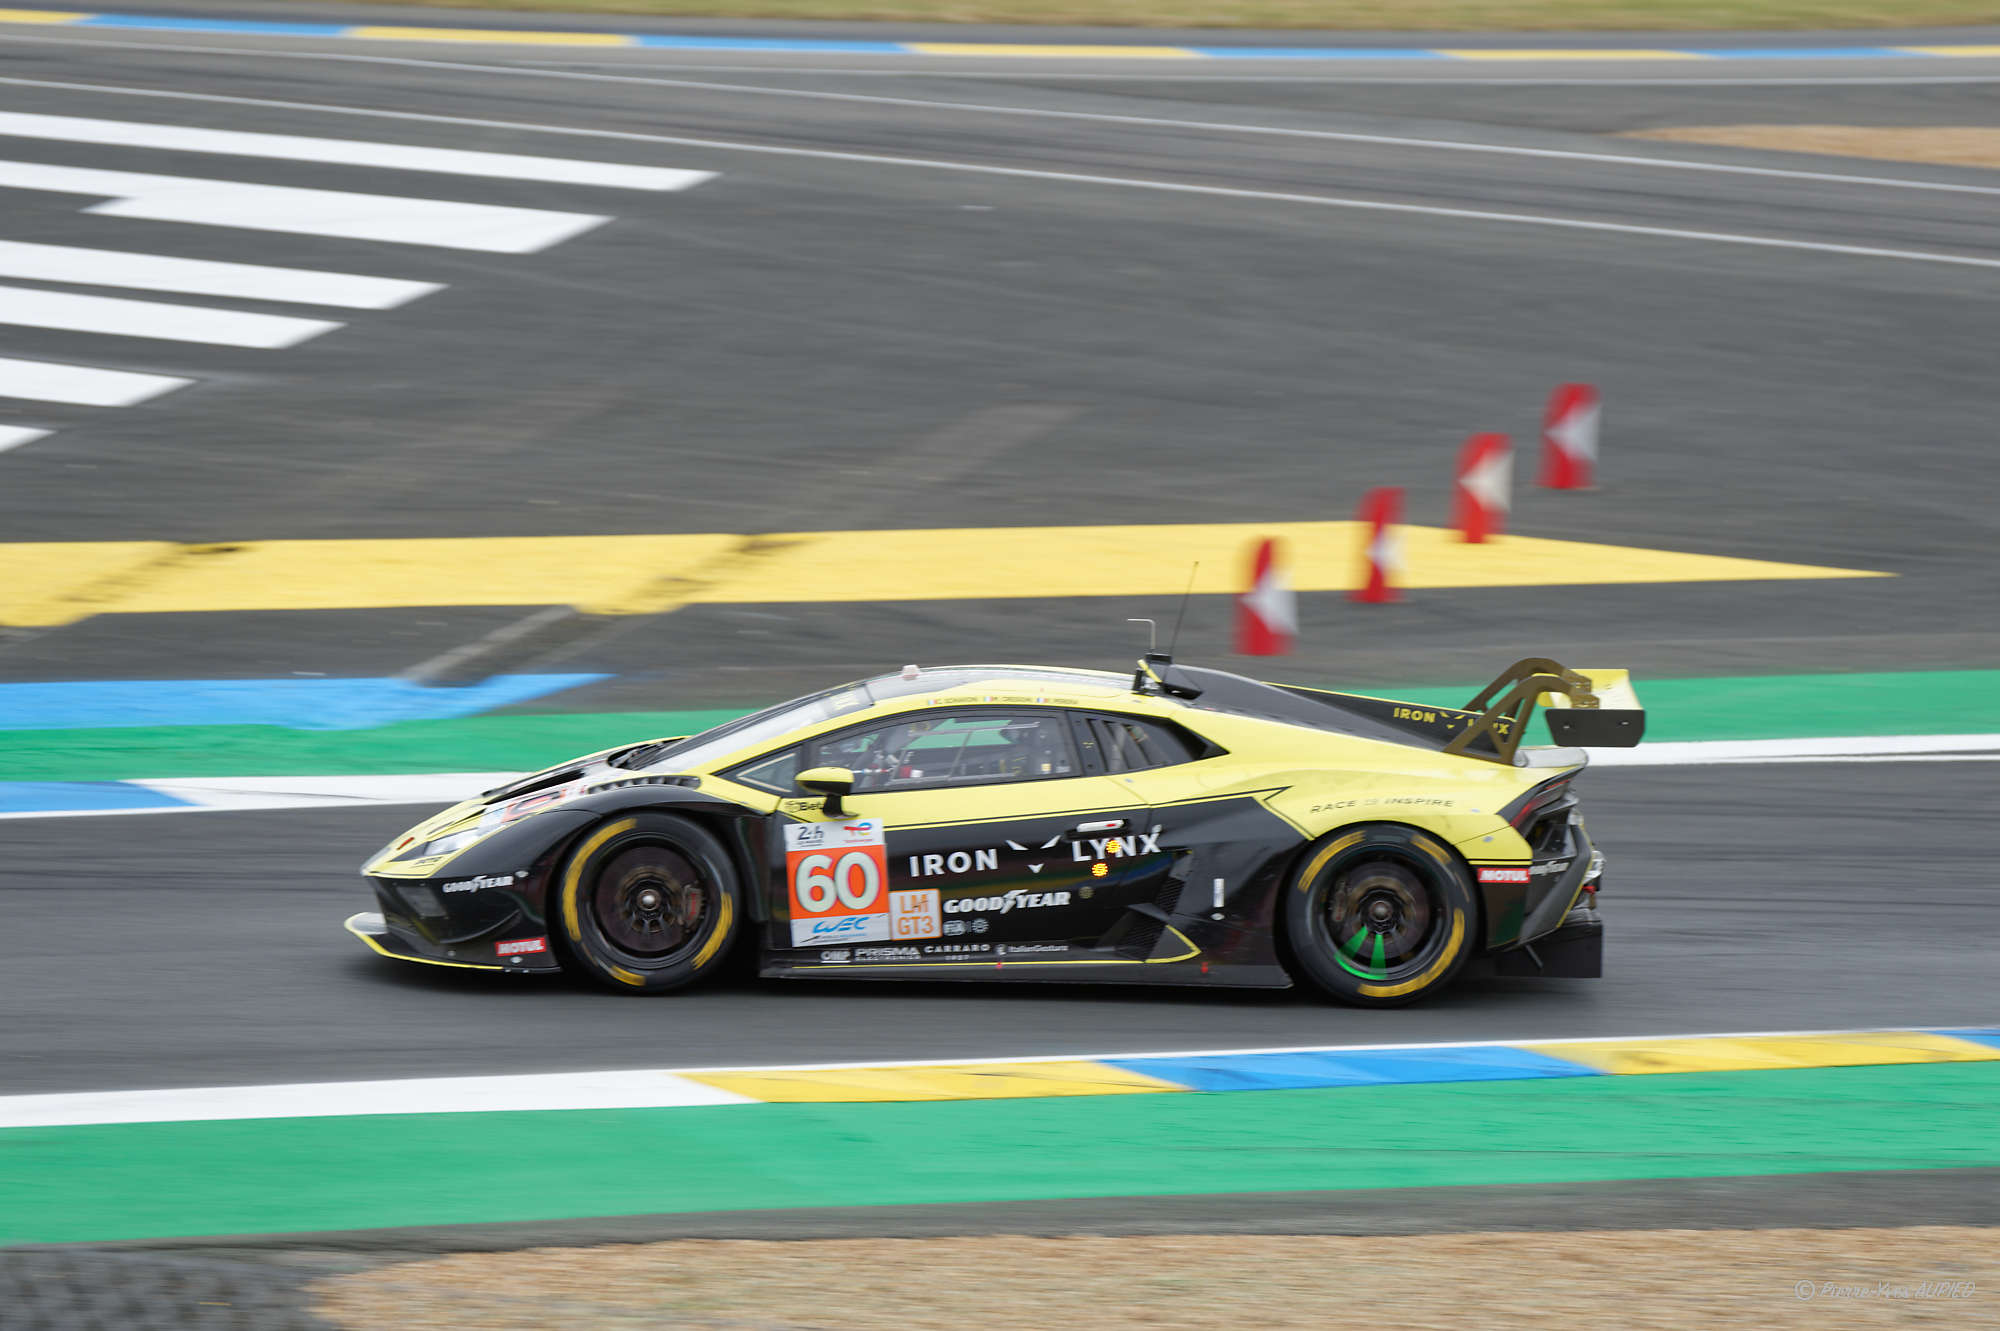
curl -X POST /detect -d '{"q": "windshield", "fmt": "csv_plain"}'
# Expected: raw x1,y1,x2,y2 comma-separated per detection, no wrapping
627,666,1117,774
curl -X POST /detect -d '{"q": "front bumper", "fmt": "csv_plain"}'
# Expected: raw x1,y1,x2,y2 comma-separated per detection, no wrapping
343,906,561,973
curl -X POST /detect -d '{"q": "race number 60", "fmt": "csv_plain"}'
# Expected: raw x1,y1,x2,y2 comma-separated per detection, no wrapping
793,850,882,913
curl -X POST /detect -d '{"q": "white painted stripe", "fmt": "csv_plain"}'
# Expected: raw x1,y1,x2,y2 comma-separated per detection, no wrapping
0,284,340,348
0,355,191,406
2,1024,1983,1127
0,424,49,452
0,1070,755,1129
0,78,1982,271
0,240,439,309
0,110,715,193
1590,733,2000,766
400,66,2000,200
0,160,609,253
128,771,515,811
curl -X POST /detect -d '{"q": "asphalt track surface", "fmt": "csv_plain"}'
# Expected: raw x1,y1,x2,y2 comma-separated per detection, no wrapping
1,25,1997,1104
10,761,1993,1094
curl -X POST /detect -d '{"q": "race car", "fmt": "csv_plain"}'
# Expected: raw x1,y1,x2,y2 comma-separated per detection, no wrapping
345,654,1642,1006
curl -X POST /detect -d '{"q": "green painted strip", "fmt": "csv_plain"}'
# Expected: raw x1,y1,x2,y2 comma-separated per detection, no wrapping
4,1063,1996,1246
0,708,742,782
0,670,1994,783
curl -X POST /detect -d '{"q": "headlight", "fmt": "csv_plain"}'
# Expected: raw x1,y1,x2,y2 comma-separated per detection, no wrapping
419,829,481,858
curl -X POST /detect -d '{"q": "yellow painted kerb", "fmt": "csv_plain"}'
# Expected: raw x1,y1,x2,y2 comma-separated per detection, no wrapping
347,26,634,45
1529,1030,2000,1076
686,1059,1184,1103
0,9,87,22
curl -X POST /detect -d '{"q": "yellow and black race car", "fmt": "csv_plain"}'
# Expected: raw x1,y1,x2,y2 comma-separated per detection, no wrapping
345,654,1642,1007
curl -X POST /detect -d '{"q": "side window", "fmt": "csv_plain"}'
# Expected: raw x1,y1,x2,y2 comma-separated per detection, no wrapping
1086,715,1203,773
724,746,803,795
813,711,1079,793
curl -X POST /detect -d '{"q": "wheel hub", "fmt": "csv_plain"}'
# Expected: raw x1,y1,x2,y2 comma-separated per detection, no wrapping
594,845,707,958
1326,859,1438,973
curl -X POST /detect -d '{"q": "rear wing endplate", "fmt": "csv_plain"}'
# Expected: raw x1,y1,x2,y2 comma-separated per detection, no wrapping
1442,659,1645,766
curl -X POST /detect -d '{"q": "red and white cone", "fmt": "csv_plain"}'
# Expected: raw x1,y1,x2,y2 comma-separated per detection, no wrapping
1236,536,1296,656
1350,487,1403,604
1540,383,1599,490
1454,432,1512,543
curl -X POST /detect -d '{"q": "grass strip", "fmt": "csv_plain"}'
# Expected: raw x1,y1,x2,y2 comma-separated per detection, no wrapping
260,0,2000,33
5,1063,1998,1245
0,669,1995,782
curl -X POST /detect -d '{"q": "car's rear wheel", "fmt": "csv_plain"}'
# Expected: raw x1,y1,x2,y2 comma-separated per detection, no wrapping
1285,823,1475,1007
553,813,740,994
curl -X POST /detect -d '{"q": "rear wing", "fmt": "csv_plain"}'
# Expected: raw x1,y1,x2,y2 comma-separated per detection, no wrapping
1442,658,1644,765
1274,659,1643,767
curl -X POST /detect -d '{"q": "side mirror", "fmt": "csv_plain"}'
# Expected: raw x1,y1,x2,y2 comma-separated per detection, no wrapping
796,766,856,817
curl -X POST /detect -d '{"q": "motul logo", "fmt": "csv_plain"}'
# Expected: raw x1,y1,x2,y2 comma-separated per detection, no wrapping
1477,867,1530,885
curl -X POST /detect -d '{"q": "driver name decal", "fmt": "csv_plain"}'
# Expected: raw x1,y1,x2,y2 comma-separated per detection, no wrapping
787,819,891,947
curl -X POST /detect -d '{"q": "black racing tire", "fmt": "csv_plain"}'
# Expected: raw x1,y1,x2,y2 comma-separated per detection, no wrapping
1284,823,1477,1008
552,813,741,995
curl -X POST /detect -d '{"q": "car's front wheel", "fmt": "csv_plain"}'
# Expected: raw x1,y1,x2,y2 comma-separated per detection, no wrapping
553,813,741,994
1285,823,1475,1007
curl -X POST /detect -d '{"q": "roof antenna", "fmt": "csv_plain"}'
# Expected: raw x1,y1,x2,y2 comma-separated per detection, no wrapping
1125,618,1157,651
1164,562,1199,661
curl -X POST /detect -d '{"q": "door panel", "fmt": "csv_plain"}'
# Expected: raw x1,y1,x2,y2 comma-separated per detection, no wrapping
774,776,1168,959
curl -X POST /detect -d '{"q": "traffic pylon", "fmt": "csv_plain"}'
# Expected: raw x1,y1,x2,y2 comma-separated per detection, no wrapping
1541,383,1599,490
1350,487,1403,604
1454,432,1512,543
1236,536,1296,655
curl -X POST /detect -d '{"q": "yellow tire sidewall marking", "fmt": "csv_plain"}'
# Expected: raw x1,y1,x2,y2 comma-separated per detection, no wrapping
693,891,735,970
1297,830,1365,892
560,818,639,943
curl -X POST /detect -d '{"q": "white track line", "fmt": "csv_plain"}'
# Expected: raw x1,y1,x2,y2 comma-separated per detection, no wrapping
0,425,50,451
2,1023,1987,1128
0,283,340,348
0,159,608,252
1590,733,2000,766
2,61,1993,198
0,1071,754,1129
0,77,1989,271
287,61,2000,199
0,109,714,192
0,240,439,309
0,355,191,406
